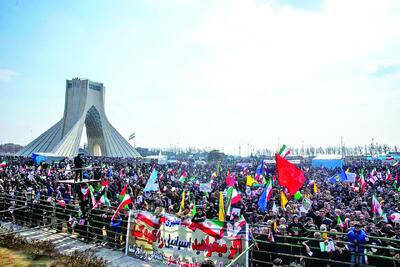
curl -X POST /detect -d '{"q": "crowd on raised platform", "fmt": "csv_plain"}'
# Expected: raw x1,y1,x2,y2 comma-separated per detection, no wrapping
0,154,400,266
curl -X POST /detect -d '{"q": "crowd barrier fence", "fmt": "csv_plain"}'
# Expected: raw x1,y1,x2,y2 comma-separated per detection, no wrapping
1,192,400,267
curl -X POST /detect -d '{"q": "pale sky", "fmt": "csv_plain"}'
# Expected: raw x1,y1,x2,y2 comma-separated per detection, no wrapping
1,0,399,155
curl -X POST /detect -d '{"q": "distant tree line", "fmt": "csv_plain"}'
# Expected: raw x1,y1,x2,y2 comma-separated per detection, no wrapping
0,143,23,155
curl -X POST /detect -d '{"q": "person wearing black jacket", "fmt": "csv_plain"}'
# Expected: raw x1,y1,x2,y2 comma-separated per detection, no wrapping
93,163,101,180
274,225,292,265
302,231,328,267
288,215,306,236
253,226,274,266
192,207,206,223
288,215,306,264
206,204,217,219
74,154,84,182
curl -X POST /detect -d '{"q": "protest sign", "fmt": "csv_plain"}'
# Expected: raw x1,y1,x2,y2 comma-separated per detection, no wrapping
126,211,247,266
199,183,212,192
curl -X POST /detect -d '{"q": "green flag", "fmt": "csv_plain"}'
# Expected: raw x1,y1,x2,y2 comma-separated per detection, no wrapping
294,191,302,200
192,201,197,216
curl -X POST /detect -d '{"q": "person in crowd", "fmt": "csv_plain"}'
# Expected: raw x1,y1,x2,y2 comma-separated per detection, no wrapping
346,223,368,267
192,206,206,223
200,259,215,267
0,155,400,267
272,258,283,267
73,153,84,182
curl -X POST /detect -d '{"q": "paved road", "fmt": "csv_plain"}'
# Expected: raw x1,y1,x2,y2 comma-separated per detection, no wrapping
0,222,153,267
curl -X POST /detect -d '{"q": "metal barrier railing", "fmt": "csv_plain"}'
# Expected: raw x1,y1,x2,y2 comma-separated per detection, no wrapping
0,193,129,249
2,192,400,266
248,232,400,267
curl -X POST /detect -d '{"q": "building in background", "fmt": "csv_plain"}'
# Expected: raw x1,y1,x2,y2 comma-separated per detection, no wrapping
15,78,141,158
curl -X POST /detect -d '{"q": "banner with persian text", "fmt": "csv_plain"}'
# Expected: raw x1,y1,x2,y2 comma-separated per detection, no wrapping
125,211,248,267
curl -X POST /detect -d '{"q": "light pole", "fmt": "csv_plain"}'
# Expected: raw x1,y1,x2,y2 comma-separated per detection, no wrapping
371,138,375,156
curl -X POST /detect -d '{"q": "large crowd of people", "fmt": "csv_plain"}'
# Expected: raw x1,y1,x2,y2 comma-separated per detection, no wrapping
0,154,400,266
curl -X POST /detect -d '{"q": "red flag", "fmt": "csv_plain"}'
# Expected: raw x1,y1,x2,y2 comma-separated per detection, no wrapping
275,154,306,196
225,171,235,187
101,180,109,189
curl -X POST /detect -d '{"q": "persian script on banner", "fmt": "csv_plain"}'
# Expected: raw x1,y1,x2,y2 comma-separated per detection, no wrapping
126,211,248,267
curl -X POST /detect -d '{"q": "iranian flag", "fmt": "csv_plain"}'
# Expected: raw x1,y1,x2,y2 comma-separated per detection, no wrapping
0,161,7,167
337,216,345,228
47,166,52,177
269,231,275,242
265,179,273,201
111,194,133,221
101,180,108,190
119,184,128,201
390,213,400,223
189,219,224,239
370,168,377,177
100,194,111,207
136,211,161,228
226,187,242,216
68,215,77,228
179,171,188,183
278,144,291,158
360,170,366,192
88,185,98,208
227,215,247,237
372,195,383,217
236,215,246,229
369,175,378,184
386,169,392,181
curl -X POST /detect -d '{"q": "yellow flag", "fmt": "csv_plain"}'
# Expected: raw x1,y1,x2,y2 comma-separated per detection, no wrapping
218,192,225,222
273,220,278,232
280,191,288,210
322,231,328,240
246,175,256,186
179,191,185,213
345,168,350,173
313,183,318,193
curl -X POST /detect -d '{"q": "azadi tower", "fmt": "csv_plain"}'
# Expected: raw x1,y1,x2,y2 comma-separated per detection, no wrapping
16,78,141,158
